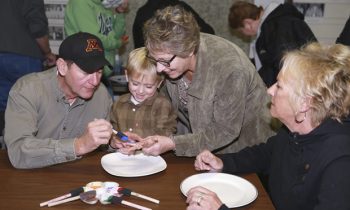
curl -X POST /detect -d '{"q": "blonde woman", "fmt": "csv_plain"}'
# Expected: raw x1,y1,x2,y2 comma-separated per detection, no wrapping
189,43,350,210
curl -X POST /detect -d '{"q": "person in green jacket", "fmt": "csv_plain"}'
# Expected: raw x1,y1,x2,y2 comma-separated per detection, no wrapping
64,0,128,79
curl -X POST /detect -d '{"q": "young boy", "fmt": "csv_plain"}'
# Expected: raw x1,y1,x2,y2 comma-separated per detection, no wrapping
110,47,177,140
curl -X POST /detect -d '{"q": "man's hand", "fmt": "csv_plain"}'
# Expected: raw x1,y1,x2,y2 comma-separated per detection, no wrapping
74,119,113,156
45,52,57,68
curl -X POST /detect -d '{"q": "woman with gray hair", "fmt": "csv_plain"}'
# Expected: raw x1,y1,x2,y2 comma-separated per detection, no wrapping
118,5,274,157
188,42,350,210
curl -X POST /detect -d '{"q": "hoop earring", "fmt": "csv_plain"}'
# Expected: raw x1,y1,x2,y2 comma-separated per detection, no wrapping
295,111,306,124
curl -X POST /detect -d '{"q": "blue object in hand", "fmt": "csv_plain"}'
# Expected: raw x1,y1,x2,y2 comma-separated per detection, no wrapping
112,129,129,141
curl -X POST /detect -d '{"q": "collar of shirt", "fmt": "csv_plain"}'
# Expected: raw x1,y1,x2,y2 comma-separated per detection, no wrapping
118,92,160,106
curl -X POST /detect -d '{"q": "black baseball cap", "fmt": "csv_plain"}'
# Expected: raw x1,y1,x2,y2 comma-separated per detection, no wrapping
59,32,112,74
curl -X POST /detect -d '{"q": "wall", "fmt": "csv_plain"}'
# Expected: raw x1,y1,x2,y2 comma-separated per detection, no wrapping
44,0,350,64
122,0,248,63
44,0,67,55
44,0,249,63
294,0,350,44
121,0,350,64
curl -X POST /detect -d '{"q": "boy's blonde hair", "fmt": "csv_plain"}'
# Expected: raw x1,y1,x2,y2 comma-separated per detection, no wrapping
126,47,163,83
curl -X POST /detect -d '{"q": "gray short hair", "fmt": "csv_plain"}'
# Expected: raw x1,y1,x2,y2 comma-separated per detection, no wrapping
143,5,200,57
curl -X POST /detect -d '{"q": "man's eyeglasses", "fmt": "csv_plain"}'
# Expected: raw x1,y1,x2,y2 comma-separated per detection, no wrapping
147,54,177,67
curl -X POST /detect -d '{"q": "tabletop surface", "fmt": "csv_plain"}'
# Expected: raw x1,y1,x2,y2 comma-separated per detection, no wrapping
0,150,275,210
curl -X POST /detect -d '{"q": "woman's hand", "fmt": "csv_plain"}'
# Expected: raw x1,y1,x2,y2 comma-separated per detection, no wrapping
186,186,223,210
195,150,224,172
141,135,175,156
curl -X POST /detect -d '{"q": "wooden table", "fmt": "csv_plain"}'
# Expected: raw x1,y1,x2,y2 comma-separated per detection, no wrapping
0,150,275,210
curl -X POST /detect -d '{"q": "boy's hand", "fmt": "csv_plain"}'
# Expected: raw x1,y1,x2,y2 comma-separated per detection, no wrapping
110,131,144,155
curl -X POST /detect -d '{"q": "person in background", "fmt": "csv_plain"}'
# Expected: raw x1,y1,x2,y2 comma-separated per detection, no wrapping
117,5,275,157
0,0,56,137
4,32,113,169
187,42,350,210
64,0,129,88
110,47,176,151
254,0,284,8
132,0,215,49
228,1,317,87
336,16,350,46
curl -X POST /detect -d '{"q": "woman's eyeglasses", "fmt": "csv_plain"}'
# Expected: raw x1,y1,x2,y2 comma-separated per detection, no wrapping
147,55,177,67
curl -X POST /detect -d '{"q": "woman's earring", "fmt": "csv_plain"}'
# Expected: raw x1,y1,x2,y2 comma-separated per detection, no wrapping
294,111,306,123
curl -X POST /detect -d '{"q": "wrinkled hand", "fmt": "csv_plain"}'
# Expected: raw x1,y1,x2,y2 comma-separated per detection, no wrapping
186,186,222,210
141,135,175,156
120,35,129,46
74,119,113,156
194,150,223,172
45,52,57,68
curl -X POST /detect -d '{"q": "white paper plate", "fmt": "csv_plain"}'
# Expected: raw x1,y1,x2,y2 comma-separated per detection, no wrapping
101,152,167,177
180,173,258,208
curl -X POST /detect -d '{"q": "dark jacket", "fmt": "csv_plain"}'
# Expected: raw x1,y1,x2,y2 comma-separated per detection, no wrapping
336,16,350,46
256,3,317,87
132,0,215,48
0,0,48,59
219,118,350,210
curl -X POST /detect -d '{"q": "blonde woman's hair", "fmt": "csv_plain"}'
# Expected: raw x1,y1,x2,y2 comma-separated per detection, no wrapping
143,5,200,57
280,42,350,126
126,47,163,83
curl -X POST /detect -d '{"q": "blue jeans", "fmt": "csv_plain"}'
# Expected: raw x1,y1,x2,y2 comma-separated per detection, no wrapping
0,53,42,111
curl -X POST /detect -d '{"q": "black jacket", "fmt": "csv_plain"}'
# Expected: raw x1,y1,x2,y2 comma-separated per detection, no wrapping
0,0,48,59
132,0,215,49
336,16,350,46
219,118,350,210
256,3,317,87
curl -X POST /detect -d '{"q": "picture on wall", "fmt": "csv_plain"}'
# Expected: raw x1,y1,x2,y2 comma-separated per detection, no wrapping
44,0,67,54
294,3,325,18
49,25,65,41
48,19,65,53
44,0,67,19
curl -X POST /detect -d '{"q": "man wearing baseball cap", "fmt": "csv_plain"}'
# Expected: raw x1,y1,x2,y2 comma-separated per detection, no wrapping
4,32,114,169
